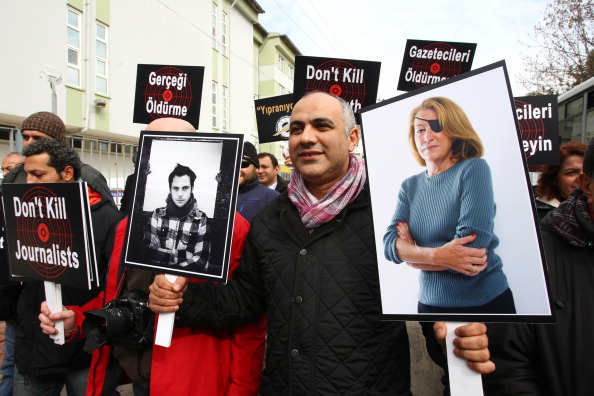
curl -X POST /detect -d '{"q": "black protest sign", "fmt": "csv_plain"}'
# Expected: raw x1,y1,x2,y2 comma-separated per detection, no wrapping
397,39,476,92
255,94,293,143
293,56,381,115
514,95,560,166
133,64,205,129
1,183,97,289
0,203,11,285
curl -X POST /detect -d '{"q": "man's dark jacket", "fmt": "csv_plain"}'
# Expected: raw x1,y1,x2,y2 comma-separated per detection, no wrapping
176,187,412,395
274,176,288,193
14,191,123,377
236,178,279,223
483,188,594,395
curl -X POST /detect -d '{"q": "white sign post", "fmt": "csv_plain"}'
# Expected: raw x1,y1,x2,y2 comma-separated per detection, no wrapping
445,322,483,396
154,273,178,347
44,281,64,345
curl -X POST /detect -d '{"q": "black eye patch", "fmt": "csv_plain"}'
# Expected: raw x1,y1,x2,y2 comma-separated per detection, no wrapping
414,117,442,132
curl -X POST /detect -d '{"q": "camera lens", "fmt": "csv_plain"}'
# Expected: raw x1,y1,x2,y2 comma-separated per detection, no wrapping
83,306,135,350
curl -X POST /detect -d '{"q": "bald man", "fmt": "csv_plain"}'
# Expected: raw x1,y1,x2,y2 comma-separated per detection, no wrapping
1,152,24,177
40,118,266,396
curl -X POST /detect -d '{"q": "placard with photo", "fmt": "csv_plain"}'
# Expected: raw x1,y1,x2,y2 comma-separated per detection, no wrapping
362,61,554,323
123,131,243,282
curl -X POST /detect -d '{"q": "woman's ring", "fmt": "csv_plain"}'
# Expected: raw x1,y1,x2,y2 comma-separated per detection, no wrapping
470,265,476,274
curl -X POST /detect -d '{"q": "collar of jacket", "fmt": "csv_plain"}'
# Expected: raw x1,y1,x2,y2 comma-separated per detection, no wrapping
270,184,370,248
239,177,260,194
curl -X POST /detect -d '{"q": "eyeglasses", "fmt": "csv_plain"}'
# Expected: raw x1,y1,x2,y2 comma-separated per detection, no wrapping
241,161,250,168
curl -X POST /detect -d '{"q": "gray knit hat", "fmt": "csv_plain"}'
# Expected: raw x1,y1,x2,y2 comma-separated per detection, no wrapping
21,112,66,141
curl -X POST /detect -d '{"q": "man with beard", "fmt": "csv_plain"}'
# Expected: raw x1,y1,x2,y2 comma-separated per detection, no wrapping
144,163,211,271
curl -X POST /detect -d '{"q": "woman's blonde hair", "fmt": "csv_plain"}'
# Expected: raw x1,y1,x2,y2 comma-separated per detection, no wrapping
408,97,484,166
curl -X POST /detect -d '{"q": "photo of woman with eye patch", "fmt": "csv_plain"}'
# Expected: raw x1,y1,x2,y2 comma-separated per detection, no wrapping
382,96,516,314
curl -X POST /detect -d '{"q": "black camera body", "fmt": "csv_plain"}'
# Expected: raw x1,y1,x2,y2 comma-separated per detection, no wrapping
82,289,154,351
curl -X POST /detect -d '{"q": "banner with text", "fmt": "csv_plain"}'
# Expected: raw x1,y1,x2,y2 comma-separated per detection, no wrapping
255,94,293,143
514,95,560,166
397,39,476,92
293,56,381,116
133,64,205,129
1,183,97,289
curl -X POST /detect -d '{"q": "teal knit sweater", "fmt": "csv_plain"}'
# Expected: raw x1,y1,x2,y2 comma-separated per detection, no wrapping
383,158,509,308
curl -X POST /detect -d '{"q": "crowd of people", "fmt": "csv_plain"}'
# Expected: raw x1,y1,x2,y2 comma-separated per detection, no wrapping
0,91,590,395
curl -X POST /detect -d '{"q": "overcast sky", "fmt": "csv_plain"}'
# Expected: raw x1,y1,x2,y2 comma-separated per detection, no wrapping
257,0,548,99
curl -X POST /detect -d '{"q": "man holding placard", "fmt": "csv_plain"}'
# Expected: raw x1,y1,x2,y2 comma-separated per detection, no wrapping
148,92,494,394
39,118,266,396
6,138,122,395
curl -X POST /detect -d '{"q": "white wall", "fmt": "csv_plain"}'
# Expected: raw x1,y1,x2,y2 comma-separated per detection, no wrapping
228,6,257,140
109,1,213,138
0,1,67,122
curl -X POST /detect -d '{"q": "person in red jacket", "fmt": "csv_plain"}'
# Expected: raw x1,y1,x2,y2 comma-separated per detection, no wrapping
38,118,266,396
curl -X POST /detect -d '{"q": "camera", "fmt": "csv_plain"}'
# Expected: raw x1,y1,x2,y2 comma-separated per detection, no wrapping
82,289,154,351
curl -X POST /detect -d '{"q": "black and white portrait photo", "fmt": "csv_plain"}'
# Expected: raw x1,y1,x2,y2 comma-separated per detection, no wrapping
124,131,242,282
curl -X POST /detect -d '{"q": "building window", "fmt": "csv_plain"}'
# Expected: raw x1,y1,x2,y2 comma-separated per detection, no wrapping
67,8,81,87
288,64,294,79
221,12,227,55
278,55,285,72
212,81,217,128
211,3,217,50
222,86,228,131
279,85,285,95
96,22,108,95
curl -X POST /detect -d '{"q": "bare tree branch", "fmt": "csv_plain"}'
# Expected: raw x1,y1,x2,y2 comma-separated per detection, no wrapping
520,0,594,94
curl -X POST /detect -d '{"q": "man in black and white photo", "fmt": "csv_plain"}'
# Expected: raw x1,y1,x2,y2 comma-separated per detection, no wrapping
144,163,211,271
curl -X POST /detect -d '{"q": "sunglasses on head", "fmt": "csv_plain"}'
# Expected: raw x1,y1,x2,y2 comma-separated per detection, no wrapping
414,116,443,132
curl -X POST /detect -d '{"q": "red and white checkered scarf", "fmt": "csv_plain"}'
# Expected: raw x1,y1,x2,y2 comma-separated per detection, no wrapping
288,153,366,229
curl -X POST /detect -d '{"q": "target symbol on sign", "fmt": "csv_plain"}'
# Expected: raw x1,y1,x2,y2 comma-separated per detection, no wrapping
15,186,75,279
144,66,194,121
329,85,343,96
515,100,547,160
304,60,368,107
37,223,50,243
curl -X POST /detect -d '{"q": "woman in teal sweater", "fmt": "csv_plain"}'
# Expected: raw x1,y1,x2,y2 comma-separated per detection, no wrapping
383,97,515,314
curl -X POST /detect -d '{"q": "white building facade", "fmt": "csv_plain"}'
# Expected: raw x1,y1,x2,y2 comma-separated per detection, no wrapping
0,0,265,204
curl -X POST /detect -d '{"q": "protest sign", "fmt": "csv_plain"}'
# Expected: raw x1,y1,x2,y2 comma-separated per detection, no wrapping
123,131,242,283
133,64,205,128
254,94,293,144
293,55,381,116
2,182,97,290
515,95,560,166
362,61,553,324
397,39,476,92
